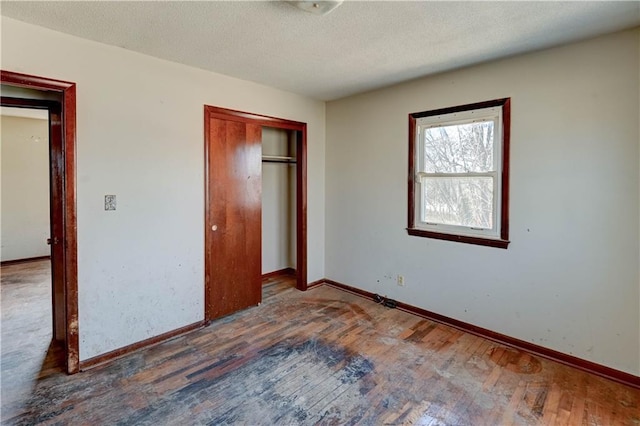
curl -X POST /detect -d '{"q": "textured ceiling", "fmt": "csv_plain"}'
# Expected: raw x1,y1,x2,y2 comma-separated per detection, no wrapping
2,1,639,101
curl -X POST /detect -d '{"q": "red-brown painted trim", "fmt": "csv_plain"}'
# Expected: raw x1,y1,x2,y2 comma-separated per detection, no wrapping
501,98,511,242
1,256,51,267
62,82,78,371
1,70,73,91
203,107,212,322
204,105,308,309
0,97,55,109
295,127,308,291
205,106,306,131
407,114,416,231
79,321,205,371
323,279,371,298
1,70,79,374
406,229,509,249
323,279,640,389
262,268,296,281
408,98,511,249
306,279,325,289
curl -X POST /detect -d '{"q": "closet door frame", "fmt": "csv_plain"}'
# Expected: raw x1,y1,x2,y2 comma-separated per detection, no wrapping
204,106,308,295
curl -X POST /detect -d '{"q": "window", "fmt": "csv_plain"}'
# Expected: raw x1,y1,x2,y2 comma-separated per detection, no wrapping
408,98,510,248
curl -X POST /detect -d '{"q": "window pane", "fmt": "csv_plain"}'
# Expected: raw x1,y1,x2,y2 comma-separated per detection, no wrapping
423,120,494,173
423,177,494,229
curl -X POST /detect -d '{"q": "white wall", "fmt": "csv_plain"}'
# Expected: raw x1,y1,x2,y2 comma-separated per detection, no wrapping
1,114,50,261
1,17,325,360
262,127,296,274
326,29,640,375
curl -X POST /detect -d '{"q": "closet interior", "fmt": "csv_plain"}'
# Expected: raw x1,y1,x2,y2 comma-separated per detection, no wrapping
261,127,297,284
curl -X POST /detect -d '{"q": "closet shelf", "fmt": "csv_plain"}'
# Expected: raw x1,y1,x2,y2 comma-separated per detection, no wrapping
262,155,296,164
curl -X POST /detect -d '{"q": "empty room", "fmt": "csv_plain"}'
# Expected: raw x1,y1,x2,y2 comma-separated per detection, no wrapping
1,1,639,424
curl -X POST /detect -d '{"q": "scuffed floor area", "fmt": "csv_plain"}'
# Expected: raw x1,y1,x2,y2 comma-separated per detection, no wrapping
1,261,638,425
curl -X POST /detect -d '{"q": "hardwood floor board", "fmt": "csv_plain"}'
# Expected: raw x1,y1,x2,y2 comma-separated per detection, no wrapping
348,351,417,419
148,351,210,384
448,387,490,426
424,381,468,424
257,350,323,394
418,382,457,424
498,380,527,425
304,381,355,423
451,333,486,374
303,362,367,406
565,392,586,425
146,351,203,382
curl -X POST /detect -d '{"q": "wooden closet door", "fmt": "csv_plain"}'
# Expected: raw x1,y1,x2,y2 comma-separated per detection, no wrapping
205,117,262,321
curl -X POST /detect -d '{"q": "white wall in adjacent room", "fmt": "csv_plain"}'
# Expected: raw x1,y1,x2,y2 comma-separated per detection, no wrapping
1,113,50,261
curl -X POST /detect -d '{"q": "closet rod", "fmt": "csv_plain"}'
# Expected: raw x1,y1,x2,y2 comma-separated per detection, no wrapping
262,155,296,164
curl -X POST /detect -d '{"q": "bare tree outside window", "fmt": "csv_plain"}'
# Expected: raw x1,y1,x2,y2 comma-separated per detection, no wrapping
423,121,494,229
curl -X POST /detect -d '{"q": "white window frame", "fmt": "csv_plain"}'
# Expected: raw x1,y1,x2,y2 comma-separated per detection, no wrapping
415,107,502,239
408,98,510,249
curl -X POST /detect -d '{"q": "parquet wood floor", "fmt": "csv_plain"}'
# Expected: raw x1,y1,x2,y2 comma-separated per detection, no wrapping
1,260,639,425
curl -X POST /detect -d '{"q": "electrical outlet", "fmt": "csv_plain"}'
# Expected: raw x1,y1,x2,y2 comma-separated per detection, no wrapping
397,275,405,286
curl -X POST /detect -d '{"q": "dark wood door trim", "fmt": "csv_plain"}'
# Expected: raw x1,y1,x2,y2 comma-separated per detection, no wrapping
205,107,306,131
295,128,307,291
204,105,308,322
1,70,79,374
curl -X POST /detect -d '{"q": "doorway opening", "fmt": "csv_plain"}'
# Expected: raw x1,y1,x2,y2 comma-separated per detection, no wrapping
204,106,307,323
1,71,78,374
261,127,298,290
0,105,65,407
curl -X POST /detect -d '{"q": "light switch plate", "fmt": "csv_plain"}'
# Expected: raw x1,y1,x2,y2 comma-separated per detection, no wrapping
105,195,116,211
